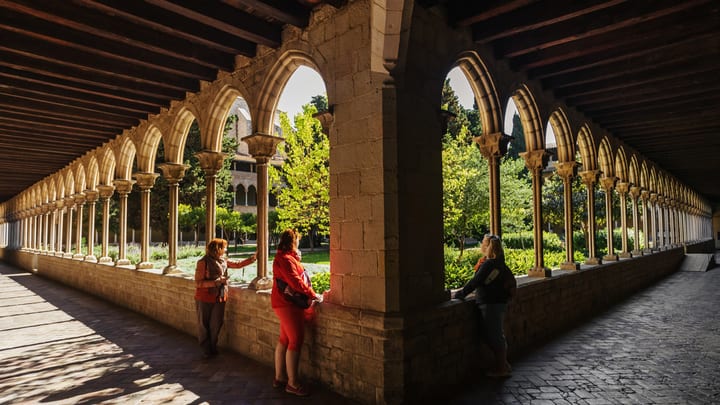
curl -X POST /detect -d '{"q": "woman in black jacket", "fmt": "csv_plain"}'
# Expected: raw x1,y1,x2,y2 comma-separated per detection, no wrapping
454,234,516,377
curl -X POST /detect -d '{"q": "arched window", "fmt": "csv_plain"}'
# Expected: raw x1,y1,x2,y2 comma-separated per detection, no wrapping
247,185,257,206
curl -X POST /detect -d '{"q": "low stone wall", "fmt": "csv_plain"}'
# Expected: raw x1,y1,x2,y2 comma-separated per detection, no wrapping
0,243,699,404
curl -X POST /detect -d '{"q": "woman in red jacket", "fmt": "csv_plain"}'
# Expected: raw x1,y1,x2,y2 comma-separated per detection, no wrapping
271,229,321,396
195,238,256,359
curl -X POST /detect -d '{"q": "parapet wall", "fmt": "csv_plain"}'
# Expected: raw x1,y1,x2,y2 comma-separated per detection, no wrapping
0,243,697,404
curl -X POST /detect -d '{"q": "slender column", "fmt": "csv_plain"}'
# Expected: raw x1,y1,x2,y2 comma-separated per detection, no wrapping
615,182,631,258
133,172,159,270
600,176,618,261
196,151,225,242
579,170,601,265
658,196,666,249
641,190,652,253
35,208,42,252
242,133,283,289
84,190,99,262
97,185,115,264
158,163,188,275
475,132,507,236
44,205,52,253
555,161,579,270
73,193,86,260
55,200,65,256
649,193,659,251
64,197,75,257
521,149,551,277
629,186,643,256
113,179,136,267
48,204,57,255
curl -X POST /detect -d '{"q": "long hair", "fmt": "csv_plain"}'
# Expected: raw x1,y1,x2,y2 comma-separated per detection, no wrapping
484,234,504,259
278,229,298,252
206,238,228,258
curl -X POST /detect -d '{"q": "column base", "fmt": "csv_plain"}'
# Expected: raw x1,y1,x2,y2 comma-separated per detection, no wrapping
631,250,643,256
603,254,619,262
63,253,74,258
643,249,654,254
528,267,551,277
55,252,65,257
585,257,602,265
618,252,632,259
84,255,98,263
98,256,114,264
136,261,154,270
72,253,85,260
163,265,184,275
115,259,133,267
560,261,580,270
249,276,273,290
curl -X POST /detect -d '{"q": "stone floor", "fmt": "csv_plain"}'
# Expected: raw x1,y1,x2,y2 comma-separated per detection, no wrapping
1,258,719,404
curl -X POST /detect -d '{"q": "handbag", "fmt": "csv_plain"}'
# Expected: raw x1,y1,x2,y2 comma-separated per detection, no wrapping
205,257,229,303
275,272,312,309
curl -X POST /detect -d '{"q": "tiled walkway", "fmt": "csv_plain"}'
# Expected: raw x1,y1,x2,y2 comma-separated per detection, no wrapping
0,263,355,405
2,259,719,404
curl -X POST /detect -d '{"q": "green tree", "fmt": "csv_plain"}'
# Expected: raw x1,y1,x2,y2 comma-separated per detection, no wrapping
269,101,330,250
179,203,205,247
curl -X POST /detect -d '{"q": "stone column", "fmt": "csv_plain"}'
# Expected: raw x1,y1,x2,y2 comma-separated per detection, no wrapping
48,203,57,255
640,190,652,254
521,149,551,277
600,176,618,261
658,196,667,249
55,199,65,256
113,179,136,267
42,204,51,254
196,151,225,243
649,193,658,251
35,208,41,252
629,186,643,256
64,197,75,257
84,189,99,262
73,193,86,260
579,170,601,265
475,132,507,236
133,172,159,270
97,185,115,264
615,182,631,258
242,133,283,289
158,163,188,275
555,161,579,270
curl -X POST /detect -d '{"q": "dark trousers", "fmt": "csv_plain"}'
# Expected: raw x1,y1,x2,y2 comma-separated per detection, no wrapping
196,300,226,355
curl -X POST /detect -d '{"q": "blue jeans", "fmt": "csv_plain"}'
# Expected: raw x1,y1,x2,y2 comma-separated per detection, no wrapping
479,303,507,350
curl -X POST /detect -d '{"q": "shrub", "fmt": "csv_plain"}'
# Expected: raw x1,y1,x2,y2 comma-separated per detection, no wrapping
311,271,330,294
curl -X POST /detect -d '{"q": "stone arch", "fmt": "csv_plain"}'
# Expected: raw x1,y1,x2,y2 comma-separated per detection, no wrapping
454,51,502,135
134,124,163,173
39,182,48,204
63,168,75,197
83,154,99,189
649,167,658,193
113,137,137,180
597,138,614,178
97,147,117,186
47,178,56,202
165,107,198,164
203,84,253,152
628,155,640,185
510,84,543,151
614,147,628,182
255,50,327,136
547,108,574,162
576,125,597,170
640,161,650,190
72,162,87,194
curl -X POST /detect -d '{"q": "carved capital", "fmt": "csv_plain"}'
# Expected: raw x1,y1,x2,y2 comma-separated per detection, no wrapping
599,176,617,192
615,181,629,195
64,196,76,208
520,149,549,171
241,133,283,160
578,170,600,187
649,192,658,203
313,108,334,135
133,172,160,190
55,199,65,209
158,163,189,184
97,185,115,200
195,150,226,176
73,193,86,205
113,179,136,195
629,186,641,199
474,132,505,159
84,189,99,203
554,161,577,180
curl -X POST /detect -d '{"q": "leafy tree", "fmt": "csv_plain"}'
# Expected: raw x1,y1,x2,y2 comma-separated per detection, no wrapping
269,100,330,251
179,203,205,247
500,157,533,240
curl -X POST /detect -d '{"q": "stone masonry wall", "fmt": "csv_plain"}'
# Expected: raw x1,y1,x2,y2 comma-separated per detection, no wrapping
0,244,695,404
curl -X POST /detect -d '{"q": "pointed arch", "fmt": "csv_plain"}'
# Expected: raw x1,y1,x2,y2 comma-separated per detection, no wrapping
83,154,100,190
203,85,251,151
614,147,628,182
63,168,75,197
576,125,597,170
511,84,543,151
72,162,87,194
113,137,137,180
640,161,650,190
454,51,502,135
165,107,198,164
134,124,163,173
97,147,117,186
547,108,574,162
597,138,614,178
628,155,640,185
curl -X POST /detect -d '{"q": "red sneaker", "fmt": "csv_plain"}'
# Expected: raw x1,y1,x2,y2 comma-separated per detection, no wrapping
285,383,310,397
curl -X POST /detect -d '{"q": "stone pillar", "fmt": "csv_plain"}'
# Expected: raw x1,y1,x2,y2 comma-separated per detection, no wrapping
73,193,86,260
42,204,51,253
555,161,579,270
521,149,551,277
475,132,506,236
600,176,618,261
579,170,601,265
55,199,65,256
84,190,99,262
48,203,57,255
629,186,643,256
34,208,41,252
113,179,136,267
242,133,283,289
649,193,658,251
196,150,225,243
616,182,631,258
640,190,652,254
97,185,115,264
158,163,188,275
133,172,160,270
658,196,667,249
64,197,75,257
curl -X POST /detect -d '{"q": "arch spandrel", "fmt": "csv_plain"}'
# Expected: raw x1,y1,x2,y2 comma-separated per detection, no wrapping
455,51,502,135
576,125,597,170
511,85,543,152
165,108,198,164
597,137,614,178
547,108,575,162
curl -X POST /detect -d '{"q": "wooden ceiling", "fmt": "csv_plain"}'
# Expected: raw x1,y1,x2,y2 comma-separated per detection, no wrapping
1,0,719,208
